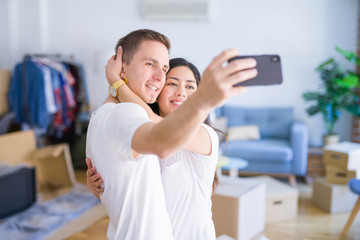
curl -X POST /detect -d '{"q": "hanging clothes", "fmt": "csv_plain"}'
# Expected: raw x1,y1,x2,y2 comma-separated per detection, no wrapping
8,55,90,140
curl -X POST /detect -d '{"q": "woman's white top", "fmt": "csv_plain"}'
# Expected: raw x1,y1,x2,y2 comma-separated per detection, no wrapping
159,124,219,240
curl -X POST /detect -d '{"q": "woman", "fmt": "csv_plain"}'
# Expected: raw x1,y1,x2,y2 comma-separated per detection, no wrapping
87,54,221,240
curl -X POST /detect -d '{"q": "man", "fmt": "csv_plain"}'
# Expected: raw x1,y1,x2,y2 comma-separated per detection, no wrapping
86,29,257,240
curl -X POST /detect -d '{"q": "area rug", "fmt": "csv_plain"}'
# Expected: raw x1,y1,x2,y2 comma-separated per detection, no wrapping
0,184,100,240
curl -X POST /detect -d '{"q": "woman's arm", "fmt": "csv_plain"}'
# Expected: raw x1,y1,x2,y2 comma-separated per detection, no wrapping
85,158,103,200
184,125,212,155
118,85,162,122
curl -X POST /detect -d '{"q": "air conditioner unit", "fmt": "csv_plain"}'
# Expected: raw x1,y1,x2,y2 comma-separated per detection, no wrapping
143,0,211,21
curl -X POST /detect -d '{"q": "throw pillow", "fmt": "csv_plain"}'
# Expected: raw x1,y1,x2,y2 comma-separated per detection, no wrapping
211,117,228,133
227,125,261,141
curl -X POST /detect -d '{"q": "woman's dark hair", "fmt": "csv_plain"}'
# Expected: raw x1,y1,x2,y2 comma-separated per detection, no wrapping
169,58,201,85
149,57,223,193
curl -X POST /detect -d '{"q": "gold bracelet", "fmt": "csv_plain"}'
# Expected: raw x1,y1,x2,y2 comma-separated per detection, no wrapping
113,79,125,89
109,80,126,97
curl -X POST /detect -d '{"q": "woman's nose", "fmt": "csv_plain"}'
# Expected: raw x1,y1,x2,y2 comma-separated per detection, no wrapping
175,88,186,97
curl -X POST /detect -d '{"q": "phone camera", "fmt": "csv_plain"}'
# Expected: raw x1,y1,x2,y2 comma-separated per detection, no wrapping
272,56,279,62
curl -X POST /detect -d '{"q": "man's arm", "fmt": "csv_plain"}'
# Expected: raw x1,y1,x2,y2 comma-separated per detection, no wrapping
133,49,256,159
113,81,212,155
106,50,211,155
108,47,257,159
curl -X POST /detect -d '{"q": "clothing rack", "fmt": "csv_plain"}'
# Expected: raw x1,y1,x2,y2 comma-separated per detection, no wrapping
21,53,76,126
10,53,90,152
23,53,75,62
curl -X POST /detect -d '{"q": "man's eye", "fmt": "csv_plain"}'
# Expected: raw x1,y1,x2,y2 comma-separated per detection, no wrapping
146,63,154,67
163,68,168,73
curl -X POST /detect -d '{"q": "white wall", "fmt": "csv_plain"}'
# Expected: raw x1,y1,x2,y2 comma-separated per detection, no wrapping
0,0,358,146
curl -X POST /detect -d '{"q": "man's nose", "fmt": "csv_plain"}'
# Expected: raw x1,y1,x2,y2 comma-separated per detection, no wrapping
154,68,166,81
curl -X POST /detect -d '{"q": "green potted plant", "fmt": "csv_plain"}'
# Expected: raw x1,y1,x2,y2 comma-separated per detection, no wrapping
303,47,360,145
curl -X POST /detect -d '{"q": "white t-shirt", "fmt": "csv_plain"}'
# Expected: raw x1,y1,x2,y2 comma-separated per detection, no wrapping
159,124,219,240
86,102,173,240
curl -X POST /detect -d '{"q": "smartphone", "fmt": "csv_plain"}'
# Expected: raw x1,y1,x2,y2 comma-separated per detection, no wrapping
228,55,283,87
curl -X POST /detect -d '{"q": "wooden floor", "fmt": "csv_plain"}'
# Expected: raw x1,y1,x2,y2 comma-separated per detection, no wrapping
263,183,360,240
68,172,360,240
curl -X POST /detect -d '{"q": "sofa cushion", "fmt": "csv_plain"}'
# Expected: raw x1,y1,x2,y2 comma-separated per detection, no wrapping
221,139,293,163
222,106,293,139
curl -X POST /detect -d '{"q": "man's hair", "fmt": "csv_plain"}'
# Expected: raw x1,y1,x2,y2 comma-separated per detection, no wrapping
115,29,171,64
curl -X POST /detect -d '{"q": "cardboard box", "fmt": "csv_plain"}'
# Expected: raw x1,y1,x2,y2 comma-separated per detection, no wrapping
212,176,266,240
248,176,299,223
31,143,76,190
0,94,9,116
0,130,76,191
324,142,360,170
312,177,358,213
0,130,36,165
0,69,11,94
325,165,360,185
0,69,11,116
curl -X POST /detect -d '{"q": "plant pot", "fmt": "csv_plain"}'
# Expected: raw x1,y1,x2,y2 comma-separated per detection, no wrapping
323,134,340,146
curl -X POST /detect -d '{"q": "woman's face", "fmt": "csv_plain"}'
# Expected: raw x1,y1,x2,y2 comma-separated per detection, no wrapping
158,66,198,117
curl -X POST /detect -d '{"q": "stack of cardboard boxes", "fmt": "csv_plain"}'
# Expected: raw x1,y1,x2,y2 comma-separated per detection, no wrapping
312,142,360,213
212,175,299,240
212,176,266,240
323,142,360,184
0,130,108,239
0,130,77,198
250,175,299,223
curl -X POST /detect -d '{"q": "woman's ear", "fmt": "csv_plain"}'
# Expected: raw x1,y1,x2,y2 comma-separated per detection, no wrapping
120,66,126,79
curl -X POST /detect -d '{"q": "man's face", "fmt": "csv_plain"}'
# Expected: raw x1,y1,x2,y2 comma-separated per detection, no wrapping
122,40,169,103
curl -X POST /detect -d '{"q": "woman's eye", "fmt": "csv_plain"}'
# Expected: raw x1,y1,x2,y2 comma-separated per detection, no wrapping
187,85,195,90
168,82,177,86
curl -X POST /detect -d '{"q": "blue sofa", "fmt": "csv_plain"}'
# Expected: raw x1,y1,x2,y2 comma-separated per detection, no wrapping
214,106,308,185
